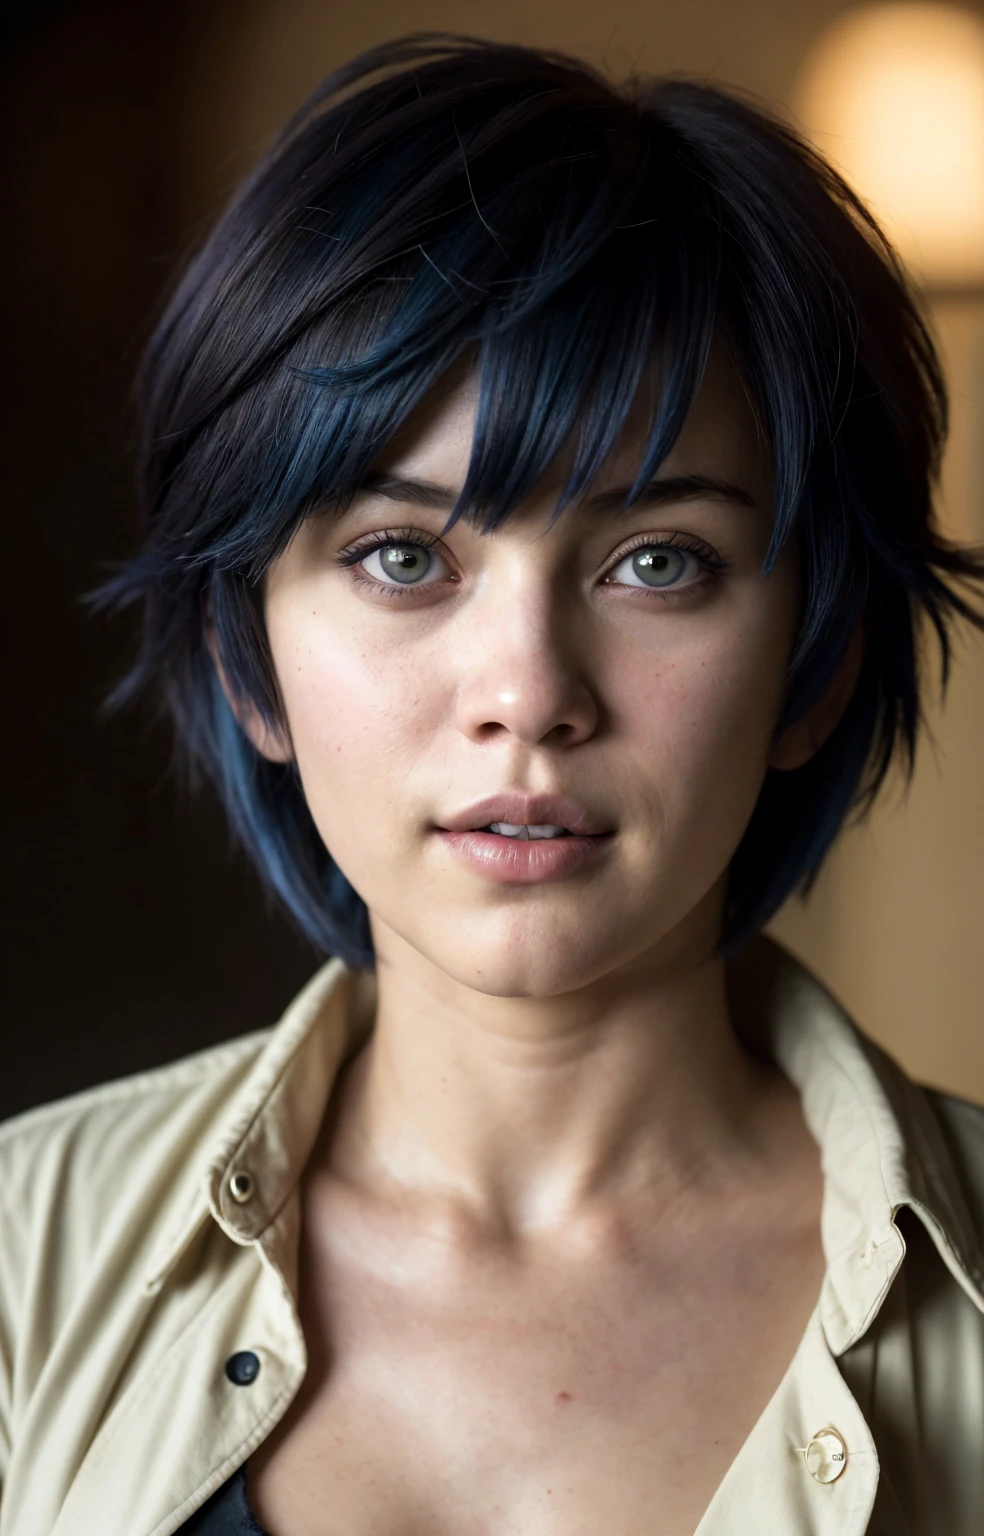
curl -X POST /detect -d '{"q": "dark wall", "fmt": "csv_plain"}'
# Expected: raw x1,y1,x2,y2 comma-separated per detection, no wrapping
1,1,315,1119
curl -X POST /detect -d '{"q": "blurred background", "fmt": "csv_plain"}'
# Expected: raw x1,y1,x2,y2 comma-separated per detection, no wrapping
2,0,982,1117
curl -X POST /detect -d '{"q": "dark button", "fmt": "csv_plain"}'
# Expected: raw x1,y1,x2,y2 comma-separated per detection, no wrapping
225,1350,261,1386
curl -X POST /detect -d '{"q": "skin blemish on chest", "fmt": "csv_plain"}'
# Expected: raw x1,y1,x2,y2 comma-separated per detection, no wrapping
555,1390,574,1404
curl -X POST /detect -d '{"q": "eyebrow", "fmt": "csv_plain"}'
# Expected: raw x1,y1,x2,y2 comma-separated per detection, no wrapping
356,470,759,515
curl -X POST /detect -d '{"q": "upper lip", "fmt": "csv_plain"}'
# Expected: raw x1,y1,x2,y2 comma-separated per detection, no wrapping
436,793,614,836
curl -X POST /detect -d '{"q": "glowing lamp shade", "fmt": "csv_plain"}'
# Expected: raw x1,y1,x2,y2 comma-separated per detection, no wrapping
796,3,984,289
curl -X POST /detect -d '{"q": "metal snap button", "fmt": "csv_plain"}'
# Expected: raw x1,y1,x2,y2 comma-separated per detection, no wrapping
803,1426,848,1483
225,1350,261,1386
229,1170,254,1204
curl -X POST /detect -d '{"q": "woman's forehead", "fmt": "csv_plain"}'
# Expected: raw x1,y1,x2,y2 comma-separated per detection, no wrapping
368,341,772,514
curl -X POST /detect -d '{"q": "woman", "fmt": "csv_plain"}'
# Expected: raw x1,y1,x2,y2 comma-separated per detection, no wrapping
1,33,983,1536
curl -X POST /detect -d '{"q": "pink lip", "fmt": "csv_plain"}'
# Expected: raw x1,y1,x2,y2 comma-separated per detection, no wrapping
436,792,612,837
436,828,614,884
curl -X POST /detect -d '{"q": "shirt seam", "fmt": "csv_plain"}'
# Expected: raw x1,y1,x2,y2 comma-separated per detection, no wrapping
205,973,368,1231
147,1379,296,1536
0,1031,274,1149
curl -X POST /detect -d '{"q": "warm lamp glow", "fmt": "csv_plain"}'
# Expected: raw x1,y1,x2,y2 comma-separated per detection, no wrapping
796,2,984,289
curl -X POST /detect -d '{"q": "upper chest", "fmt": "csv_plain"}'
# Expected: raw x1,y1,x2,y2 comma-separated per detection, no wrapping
247,1179,827,1536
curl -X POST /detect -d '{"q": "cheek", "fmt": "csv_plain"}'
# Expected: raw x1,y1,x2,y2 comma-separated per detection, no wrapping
606,597,793,853
266,605,447,876
648,629,784,762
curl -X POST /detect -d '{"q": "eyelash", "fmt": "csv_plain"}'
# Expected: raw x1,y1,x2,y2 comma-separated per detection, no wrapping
333,525,729,603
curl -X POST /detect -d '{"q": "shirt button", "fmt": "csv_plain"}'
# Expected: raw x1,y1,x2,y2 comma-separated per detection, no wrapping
804,1426,848,1482
228,1171,254,1204
225,1351,261,1386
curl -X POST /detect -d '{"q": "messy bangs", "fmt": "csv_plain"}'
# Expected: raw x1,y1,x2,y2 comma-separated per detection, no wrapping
98,33,984,966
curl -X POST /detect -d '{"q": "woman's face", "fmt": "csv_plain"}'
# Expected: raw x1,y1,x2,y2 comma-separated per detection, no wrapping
260,346,801,996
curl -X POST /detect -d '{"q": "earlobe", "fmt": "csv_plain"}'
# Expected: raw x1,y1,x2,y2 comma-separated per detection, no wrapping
769,620,865,773
205,632,293,764
234,699,293,765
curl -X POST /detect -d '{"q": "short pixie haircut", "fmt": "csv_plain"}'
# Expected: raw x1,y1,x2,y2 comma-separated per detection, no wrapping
101,33,984,970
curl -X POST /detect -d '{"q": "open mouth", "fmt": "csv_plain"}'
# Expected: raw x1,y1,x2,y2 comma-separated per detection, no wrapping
480,823,573,840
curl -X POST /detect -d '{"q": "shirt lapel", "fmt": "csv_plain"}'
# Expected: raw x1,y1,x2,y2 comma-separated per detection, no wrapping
695,1304,879,1535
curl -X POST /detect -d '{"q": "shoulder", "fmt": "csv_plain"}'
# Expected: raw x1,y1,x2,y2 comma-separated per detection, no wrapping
921,1086,984,1236
0,1031,271,1274
0,1029,271,1162
926,1086,984,1149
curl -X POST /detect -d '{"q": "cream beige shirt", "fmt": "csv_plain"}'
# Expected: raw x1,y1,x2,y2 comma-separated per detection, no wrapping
0,943,982,1536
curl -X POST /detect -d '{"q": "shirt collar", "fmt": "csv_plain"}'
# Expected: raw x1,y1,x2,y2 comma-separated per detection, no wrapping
732,936,984,1351
144,940,984,1349
142,957,376,1292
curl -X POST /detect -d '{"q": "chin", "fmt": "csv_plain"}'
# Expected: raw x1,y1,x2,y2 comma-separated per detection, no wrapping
422,915,642,999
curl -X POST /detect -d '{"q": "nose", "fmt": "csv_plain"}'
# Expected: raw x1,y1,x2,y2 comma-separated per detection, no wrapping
452,582,600,748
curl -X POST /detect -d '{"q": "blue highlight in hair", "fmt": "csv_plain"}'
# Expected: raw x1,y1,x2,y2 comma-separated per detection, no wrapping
94,33,984,969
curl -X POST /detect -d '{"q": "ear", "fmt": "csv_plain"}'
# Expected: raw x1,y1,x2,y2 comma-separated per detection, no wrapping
205,630,292,764
769,619,865,772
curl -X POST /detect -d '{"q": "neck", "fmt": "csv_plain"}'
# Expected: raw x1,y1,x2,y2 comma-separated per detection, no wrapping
323,916,795,1242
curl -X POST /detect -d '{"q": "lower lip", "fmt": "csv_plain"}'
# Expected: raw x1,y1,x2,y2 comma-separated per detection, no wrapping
435,829,614,884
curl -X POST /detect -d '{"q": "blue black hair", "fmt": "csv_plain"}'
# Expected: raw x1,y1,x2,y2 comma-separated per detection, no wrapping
97,32,984,969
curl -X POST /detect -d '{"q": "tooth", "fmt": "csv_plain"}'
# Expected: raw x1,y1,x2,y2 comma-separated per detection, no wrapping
486,823,570,840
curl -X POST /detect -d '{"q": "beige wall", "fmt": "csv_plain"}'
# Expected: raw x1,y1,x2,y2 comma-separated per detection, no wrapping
183,0,870,201
188,1,984,1098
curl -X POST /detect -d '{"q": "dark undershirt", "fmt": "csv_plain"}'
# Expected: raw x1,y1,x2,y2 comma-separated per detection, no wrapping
178,1464,270,1535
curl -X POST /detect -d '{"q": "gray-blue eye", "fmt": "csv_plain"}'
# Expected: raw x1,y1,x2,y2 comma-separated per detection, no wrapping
611,545,692,588
366,543,446,585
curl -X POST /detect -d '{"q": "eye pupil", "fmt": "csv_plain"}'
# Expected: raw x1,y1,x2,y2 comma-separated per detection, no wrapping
381,544,430,583
633,547,685,586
